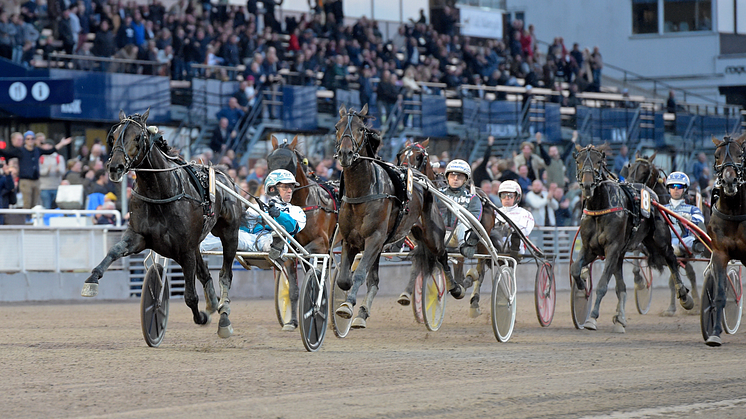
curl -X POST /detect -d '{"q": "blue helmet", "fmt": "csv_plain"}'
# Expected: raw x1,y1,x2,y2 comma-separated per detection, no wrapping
666,172,690,188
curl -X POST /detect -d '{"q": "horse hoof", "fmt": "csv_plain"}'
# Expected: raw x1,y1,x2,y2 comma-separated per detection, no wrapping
397,292,411,306
450,284,465,300
612,322,626,334
660,309,676,317
336,302,353,319
81,283,98,297
705,335,722,347
200,311,212,326
469,306,482,318
217,324,233,338
583,318,597,330
351,317,367,329
282,321,297,331
680,293,695,310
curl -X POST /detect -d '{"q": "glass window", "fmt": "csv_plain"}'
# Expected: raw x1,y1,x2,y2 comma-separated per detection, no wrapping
633,0,659,34
664,0,712,32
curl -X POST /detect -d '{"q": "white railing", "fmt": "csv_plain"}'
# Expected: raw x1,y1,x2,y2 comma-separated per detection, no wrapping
0,208,123,227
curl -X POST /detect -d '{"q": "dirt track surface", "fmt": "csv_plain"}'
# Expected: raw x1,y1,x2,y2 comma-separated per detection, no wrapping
2,289,745,419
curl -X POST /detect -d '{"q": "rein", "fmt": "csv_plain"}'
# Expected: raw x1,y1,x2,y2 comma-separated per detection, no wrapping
583,207,624,216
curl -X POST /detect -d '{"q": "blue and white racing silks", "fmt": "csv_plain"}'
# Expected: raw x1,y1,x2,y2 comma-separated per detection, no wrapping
664,198,704,253
250,197,307,235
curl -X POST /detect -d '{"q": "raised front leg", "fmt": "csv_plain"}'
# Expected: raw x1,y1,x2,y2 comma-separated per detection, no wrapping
351,257,381,329
337,232,386,319
708,251,730,343
82,230,146,297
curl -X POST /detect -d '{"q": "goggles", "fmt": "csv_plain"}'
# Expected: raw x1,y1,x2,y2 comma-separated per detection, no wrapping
668,184,686,190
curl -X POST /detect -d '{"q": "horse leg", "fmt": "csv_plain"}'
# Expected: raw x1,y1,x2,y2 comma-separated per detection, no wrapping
612,264,628,334
216,235,238,339
685,262,700,314
82,230,146,297
649,222,694,311
194,250,218,315
469,259,488,318
453,261,466,289
398,265,416,306
662,271,678,317
586,250,623,330
352,257,381,329
179,256,211,326
282,259,300,331
336,235,383,319
706,251,729,346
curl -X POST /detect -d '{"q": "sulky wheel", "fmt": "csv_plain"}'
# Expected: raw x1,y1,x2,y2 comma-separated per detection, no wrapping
569,228,593,329
723,264,743,335
299,268,328,352
411,269,425,324
330,265,353,339
140,263,170,348
421,263,447,332
634,257,654,315
491,264,516,342
274,269,293,327
700,265,717,342
534,261,556,327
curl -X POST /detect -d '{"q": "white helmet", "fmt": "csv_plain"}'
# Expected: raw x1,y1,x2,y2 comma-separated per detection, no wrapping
265,169,299,192
445,159,471,179
665,171,690,188
498,180,522,201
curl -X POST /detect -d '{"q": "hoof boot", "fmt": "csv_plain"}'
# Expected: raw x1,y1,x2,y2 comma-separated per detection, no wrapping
351,317,367,329
217,324,233,339
282,321,297,331
336,302,353,319
583,318,597,330
397,292,411,306
469,306,482,318
81,283,99,297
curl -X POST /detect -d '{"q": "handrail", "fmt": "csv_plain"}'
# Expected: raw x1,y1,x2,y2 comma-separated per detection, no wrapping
0,208,122,227
47,52,169,73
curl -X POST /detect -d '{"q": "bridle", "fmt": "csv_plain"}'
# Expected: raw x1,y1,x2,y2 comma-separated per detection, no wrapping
334,109,370,164
108,116,153,173
627,157,659,189
575,146,608,187
713,136,746,189
397,143,428,171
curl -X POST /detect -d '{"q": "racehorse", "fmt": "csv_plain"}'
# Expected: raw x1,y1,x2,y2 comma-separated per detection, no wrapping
266,135,338,329
571,145,694,332
624,153,703,315
705,133,746,346
81,110,245,339
396,139,497,318
333,104,464,328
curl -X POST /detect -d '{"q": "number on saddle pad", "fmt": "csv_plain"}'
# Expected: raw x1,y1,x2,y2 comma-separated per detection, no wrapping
640,188,651,219
406,168,413,201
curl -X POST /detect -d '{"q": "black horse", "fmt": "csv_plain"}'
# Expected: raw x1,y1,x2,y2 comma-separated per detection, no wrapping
81,110,244,339
705,134,746,346
333,104,464,328
624,153,705,316
395,139,498,318
266,135,338,330
571,145,693,332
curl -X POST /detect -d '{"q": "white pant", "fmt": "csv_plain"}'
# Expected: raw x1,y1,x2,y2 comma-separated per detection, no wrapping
445,223,468,248
672,236,695,256
200,231,276,253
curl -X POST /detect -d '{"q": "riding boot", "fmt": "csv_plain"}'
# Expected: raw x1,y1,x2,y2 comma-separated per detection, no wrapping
459,230,479,258
509,232,522,261
269,234,285,262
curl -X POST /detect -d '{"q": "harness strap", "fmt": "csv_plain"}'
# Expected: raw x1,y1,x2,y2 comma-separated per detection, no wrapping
583,207,624,216
712,204,746,221
342,193,399,204
131,189,188,204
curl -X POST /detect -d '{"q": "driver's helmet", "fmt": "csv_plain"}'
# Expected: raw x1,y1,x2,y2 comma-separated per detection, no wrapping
445,159,471,179
665,172,690,188
498,180,522,202
265,169,299,193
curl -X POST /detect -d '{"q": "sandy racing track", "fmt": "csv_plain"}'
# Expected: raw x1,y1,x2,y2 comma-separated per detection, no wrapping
2,289,745,419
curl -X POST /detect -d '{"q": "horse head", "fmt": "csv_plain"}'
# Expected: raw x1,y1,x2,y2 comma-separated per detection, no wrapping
107,108,151,183
334,103,376,167
574,144,608,198
396,138,430,171
268,135,304,177
713,133,746,196
626,151,659,188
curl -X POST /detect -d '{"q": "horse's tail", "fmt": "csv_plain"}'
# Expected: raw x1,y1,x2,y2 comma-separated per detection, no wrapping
410,238,439,277
642,245,668,273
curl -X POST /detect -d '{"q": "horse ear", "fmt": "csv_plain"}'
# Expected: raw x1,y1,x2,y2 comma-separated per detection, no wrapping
271,135,278,149
635,150,640,159
339,104,347,118
290,135,299,149
119,110,126,121
712,135,723,147
141,108,150,125
360,103,369,116
649,151,657,161
736,132,746,146
575,144,583,152
421,138,430,148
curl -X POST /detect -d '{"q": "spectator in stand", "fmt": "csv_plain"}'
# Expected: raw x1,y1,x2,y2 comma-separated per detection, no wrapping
553,188,572,226
111,44,139,73
247,158,268,183
666,89,678,114
570,43,583,80
38,137,66,209
58,6,77,54
94,200,118,225
538,131,576,190
358,63,374,110
589,46,603,92
92,19,116,61
63,159,85,185
0,132,72,209
514,135,546,182
0,11,14,60
498,159,519,182
209,117,235,154
516,165,532,195
377,70,401,122
525,180,558,227
692,152,707,183
0,159,17,224
613,145,629,177
698,167,711,190
216,97,244,129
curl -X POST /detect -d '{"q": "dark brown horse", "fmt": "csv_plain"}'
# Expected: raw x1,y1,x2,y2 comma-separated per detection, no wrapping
571,145,693,333
704,134,746,346
266,135,338,329
333,104,464,328
396,139,496,318
624,153,703,315
81,110,244,339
